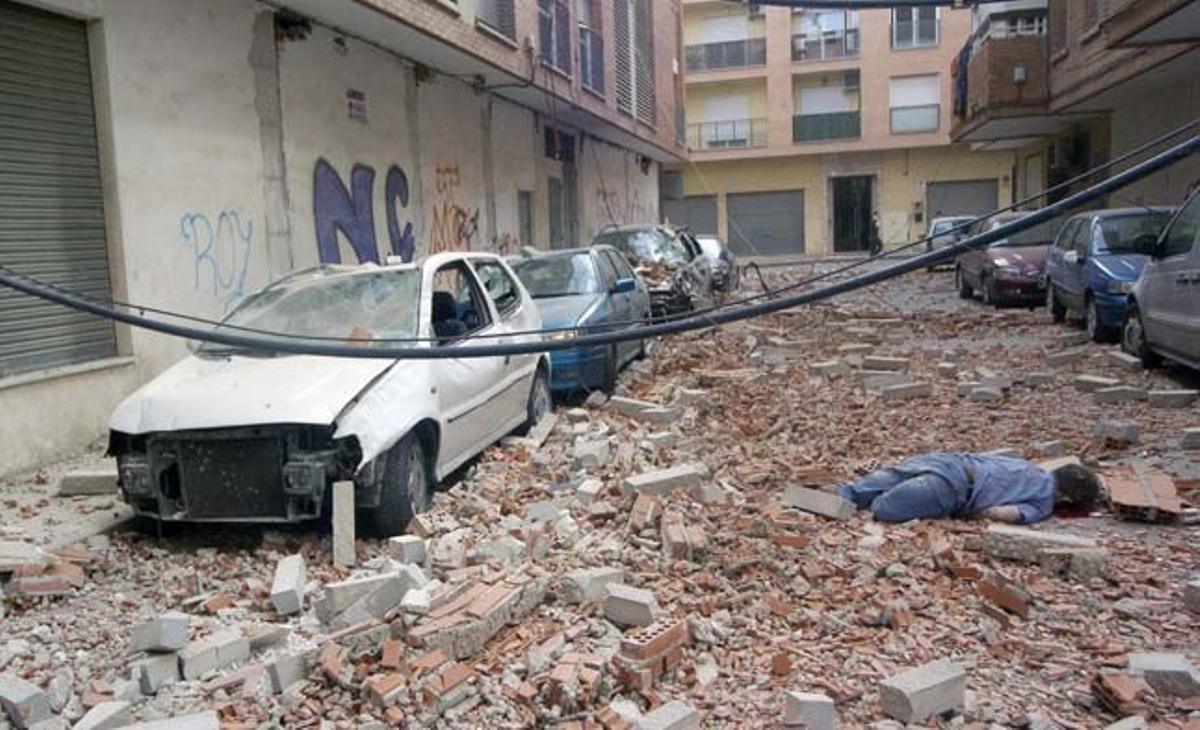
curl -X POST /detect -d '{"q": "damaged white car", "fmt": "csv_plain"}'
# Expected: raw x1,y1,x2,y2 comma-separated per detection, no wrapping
108,253,550,536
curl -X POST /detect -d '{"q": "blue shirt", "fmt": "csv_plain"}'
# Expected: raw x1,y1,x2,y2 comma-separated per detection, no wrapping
883,453,1056,524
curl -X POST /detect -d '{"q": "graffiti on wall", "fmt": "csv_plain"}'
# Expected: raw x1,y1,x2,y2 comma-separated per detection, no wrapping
179,210,253,312
494,232,519,257
429,163,479,254
313,158,416,265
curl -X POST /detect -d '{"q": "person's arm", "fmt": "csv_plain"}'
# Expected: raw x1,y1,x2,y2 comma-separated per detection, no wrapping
979,505,1022,523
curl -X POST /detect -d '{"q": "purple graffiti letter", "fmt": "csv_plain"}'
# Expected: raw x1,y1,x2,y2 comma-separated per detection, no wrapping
313,159,378,264
384,165,416,263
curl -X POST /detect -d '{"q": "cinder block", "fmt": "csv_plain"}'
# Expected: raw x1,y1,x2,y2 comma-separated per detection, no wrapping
880,382,932,401
55,467,118,496
604,583,657,627
316,574,393,623
811,360,850,377
131,611,190,652
1094,386,1147,405
783,691,837,729
971,386,1003,403
117,711,220,730
1181,429,1200,451
1107,351,1143,371
0,674,52,729
979,524,1097,563
573,439,612,469
635,699,700,730
265,653,309,694
178,629,250,680
270,554,307,615
782,485,854,521
862,373,911,393
387,535,427,564
622,463,709,496
574,478,604,506
332,481,356,567
328,574,412,630
131,652,179,695
862,355,909,372
1184,576,1200,613
1128,652,1200,697
562,567,625,604
1074,374,1121,392
1094,421,1141,445
878,659,966,723
1148,389,1199,408
1046,348,1087,367
72,700,131,730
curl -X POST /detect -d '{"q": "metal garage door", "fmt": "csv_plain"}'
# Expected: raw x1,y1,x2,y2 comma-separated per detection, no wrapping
726,190,804,256
661,195,718,236
0,0,116,378
926,179,999,220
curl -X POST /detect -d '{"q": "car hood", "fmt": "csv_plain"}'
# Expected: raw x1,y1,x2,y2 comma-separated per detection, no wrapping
1092,253,1147,281
534,294,603,328
987,246,1048,268
109,354,397,434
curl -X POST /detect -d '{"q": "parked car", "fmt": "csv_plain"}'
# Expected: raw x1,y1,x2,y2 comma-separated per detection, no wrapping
1124,188,1200,369
1045,207,1175,342
927,215,974,254
956,212,1060,307
695,235,740,293
107,253,551,536
511,246,651,393
591,224,715,317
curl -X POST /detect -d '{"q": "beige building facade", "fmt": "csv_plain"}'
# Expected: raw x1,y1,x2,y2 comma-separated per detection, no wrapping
665,0,1016,256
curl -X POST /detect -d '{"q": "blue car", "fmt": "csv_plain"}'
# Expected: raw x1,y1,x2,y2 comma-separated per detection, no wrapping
511,246,651,393
1045,207,1174,342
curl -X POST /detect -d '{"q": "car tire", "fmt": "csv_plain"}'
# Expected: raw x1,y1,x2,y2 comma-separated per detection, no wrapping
1123,304,1163,368
365,431,430,537
1047,286,1066,323
600,343,619,393
517,365,552,435
956,267,972,299
981,275,997,307
1085,296,1111,343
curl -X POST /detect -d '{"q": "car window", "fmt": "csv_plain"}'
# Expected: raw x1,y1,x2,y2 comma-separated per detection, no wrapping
594,251,618,290
1054,220,1078,250
1070,221,1091,254
593,229,690,265
431,262,492,341
604,250,637,281
511,253,601,297
1095,213,1174,255
1155,196,1199,259
471,260,522,317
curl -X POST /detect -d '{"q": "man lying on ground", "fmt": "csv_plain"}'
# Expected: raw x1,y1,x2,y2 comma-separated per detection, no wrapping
836,452,1101,524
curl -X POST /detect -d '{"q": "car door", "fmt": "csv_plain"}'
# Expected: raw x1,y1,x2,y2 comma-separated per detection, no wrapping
468,257,538,431
1060,219,1090,311
592,250,627,359
1141,192,1200,360
605,249,650,359
958,221,987,287
1046,219,1076,303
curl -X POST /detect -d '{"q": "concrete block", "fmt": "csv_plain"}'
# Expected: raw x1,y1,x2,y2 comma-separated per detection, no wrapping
332,481,356,567
644,432,676,450
130,611,190,653
878,659,966,723
572,439,611,469
1030,441,1066,458
386,535,427,564
1094,386,1147,405
1103,717,1148,730
936,362,959,377
979,524,1097,563
1184,576,1200,613
783,691,837,729
265,653,309,694
72,700,130,730
837,343,874,355
178,629,250,681
1055,331,1091,348
117,711,220,730
1094,421,1141,445
862,355,909,372
604,583,657,627
316,574,393,623
672,388,708,408
1038,547,1110,580
0,674,52,729
561,567,624,604
622,463,709,496
880,382,932,401
970,386,1003,403
0,542,51,572
1128,652,1200,697
131,653,180,695
55,467,118,496
1046,348,1087,367
575,478,604,506
782,485,854,521
1024,372,1054,387
1074,374,1121,392
862,373,912,393
329,574,411,630
564,407,590,423
638,407,682,424
607,395,661,416
1148,389,1199,408
1107,351,1143,371
811,360,850,377
1182,429,1200,450
634,700,700,730
270,554,307,615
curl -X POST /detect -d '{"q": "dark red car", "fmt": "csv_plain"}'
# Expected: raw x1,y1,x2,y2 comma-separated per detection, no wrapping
955,212,1059,307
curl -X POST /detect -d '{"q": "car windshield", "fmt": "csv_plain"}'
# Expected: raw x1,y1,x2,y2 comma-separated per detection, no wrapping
988,215,1059,248
511,253,600,298
1095,213,1173,254
931,220,963,236
594,229,690,265
198,268,421,354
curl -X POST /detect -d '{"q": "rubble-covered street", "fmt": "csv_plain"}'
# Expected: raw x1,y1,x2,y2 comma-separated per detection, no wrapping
2,267,1199,730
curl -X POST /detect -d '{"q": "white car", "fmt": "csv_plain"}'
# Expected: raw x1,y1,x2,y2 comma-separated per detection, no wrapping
108,252,551,536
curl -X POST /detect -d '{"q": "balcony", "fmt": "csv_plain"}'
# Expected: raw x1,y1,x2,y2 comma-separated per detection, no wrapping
687,118,768,151
791,28,860,63
684,38,767,72
793,111,860,142
891,104,940,134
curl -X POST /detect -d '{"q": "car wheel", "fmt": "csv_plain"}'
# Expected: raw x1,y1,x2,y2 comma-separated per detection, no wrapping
1085,296,1110,343
517,365,552,435
981,275,997,307
1123,304,1163,368
956,267,973,299
1047,286,1066,323
600,343,619,393
365,431,430,537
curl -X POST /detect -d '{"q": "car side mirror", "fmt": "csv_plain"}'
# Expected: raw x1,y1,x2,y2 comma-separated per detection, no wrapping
1063,250,1079,265
613,277,636,294
1133,233,1159,256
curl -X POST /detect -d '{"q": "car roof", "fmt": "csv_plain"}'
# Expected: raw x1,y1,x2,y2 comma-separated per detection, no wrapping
596,223,681,235
1069,206,1176,221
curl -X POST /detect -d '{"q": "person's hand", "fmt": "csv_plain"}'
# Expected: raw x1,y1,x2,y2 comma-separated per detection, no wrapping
979,505,1021,523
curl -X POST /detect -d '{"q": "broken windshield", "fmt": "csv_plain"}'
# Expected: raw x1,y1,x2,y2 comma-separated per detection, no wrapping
198,269,421,354
593,229,690,266
1096,213,1174,255
987,215,1060,248
511,253,601,298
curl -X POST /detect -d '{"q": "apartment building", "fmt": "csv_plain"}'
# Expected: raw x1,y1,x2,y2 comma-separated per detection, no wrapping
662,1,1015,256
952,0,1200,209
0,0,685,474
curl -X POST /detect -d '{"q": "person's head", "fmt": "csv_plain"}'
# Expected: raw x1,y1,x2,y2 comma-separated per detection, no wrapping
1052,463,1101,508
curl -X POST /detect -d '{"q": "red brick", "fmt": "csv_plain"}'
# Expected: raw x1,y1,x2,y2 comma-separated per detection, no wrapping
979,577,1032,618
629,493,663,531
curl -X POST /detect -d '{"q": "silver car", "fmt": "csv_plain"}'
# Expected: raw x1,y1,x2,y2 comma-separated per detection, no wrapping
695,235,739,293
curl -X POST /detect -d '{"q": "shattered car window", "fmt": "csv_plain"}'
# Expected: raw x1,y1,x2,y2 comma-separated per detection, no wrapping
986,214,1060,248
1095,213,1173,254
199,269,421,352
512,254,601,298
593,229,690,266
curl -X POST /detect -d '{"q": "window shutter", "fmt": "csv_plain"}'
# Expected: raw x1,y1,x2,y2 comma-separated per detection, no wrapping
614,0,633,116
633,0,656,124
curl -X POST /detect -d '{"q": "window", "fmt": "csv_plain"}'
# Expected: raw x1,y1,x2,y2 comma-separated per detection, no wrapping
889,74,940,134
518,191,533,247
892,6,938,48
477,0,516,40
1160,191,1200,259
605,249,637,281
431,263,492,342
544,127,576,163
539,0,572,74
594,250,619,289
578,0,604,94
471,260,522,316
614,0,656,125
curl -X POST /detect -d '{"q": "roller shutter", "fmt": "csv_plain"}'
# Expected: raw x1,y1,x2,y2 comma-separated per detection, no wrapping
662,195,717,236
727,190,805,256
926,179,999,220
0,0,116,379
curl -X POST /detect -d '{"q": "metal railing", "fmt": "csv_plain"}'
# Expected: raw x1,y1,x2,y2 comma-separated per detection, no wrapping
791,28,860,62
684,37,767,72
793,111,861,142
891,104,940,134
687,118,768,150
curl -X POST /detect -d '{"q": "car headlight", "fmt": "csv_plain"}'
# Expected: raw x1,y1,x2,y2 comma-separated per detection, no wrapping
1107,280,1135,295
998,266,1022,276
547,330,577,341
993,258,1009,267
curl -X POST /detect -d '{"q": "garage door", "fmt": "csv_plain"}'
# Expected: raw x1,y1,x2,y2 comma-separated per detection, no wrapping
0,0,116,378
661,195,717,235
727,190,804,256
926,179,999,220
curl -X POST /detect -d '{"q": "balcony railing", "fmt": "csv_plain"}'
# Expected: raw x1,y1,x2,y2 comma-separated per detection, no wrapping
793,111,861,142
684,38,767,72
791,28,860,62
687,118,768,151
891,104,940,134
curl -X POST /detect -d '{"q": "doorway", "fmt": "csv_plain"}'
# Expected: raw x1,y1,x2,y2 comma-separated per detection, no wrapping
832,176,873,252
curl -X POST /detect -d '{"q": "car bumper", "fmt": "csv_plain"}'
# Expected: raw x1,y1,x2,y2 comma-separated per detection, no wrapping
549,346,609,392
1092,290,1129,329
991,274,1045,303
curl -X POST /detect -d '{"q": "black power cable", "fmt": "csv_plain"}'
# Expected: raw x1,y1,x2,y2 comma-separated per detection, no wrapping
2,133,1197,359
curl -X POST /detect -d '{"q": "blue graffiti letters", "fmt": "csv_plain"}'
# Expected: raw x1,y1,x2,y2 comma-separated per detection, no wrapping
384,165,415,262
180,210,253,311
313,158,416,265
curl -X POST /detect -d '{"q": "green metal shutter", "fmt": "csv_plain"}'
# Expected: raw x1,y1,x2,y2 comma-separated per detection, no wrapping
0,0,117,378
